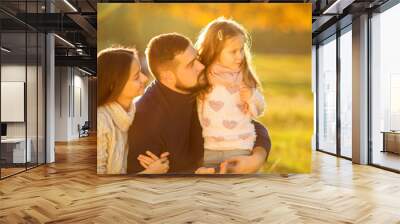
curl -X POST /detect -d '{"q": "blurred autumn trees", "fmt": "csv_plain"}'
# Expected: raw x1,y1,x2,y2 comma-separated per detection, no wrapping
98,3,311,56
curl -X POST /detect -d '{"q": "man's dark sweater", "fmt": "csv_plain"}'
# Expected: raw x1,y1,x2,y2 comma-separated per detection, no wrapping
126,81,271,174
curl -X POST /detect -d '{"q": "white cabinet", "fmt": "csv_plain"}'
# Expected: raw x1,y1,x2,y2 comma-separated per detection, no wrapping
1,138,32,163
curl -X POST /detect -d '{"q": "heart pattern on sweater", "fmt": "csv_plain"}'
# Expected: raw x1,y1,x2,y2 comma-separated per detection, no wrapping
226,85,239,94
208,100,224,112
239,133,252,140
202,117,210,127
223,120,238,129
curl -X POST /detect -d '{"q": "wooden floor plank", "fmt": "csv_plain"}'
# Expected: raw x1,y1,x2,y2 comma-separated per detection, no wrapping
0,135,399,223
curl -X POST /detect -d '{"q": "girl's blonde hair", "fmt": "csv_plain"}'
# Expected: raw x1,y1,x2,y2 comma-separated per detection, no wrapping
195,17,262,93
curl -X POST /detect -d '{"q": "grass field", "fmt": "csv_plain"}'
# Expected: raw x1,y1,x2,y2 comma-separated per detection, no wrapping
252,53,313,173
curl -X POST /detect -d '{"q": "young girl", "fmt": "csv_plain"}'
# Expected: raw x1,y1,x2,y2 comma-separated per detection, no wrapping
97,47,169,174
195,17,265,172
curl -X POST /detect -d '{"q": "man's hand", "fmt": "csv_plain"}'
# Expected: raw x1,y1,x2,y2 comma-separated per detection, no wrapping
137,151,169,169
140,157,170,174
219,146,267,174
137,151,170,174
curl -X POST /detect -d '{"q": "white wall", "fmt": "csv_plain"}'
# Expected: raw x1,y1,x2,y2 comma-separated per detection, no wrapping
55,67,69,141
1,65,26,143
72,73,89,138
1,65,33,138
1,63,45,164
54,67,89,141
46,33,55,163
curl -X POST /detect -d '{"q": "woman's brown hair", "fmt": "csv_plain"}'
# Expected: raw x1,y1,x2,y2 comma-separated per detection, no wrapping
195,17,262,96
97,47,138,107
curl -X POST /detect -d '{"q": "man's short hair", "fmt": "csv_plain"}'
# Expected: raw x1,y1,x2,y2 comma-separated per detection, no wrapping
145,33,192,80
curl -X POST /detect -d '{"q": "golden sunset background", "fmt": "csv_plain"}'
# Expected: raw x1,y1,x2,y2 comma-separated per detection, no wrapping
98,3,312,173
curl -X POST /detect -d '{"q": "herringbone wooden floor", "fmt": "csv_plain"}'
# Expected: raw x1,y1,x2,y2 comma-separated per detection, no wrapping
1,136,400,224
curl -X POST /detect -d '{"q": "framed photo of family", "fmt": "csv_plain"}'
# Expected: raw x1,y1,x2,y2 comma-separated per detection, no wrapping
97,3,312,175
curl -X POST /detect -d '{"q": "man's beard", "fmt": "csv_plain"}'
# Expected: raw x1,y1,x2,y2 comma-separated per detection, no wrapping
175,73,207,94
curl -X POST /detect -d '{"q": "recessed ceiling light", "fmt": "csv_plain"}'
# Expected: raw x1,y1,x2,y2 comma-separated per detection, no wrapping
1,47,11,53
63,0,78,12
78,67,92,76
322,0,355,15
54,34,75,48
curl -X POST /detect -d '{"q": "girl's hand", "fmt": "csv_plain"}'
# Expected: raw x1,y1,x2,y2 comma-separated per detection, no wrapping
141,157,170,174
195,167,215,174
